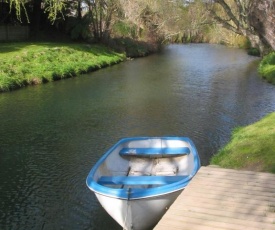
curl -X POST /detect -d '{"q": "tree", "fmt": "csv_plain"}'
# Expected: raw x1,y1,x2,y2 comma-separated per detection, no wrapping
118,0,193,43
207,0,268,53
85,0,121,42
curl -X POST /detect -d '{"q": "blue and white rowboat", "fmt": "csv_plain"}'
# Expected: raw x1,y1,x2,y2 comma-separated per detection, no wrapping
86,137,201,230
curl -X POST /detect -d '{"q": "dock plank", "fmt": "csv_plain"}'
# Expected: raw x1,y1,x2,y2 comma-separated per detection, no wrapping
154,166,275,230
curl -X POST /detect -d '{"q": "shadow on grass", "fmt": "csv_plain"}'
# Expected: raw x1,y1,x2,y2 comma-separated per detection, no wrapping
0,38,159,93
0,42,30,53
0,41,119,58
0,36,159,58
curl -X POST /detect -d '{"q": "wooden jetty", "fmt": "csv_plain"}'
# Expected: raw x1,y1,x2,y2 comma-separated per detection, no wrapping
154,166,275,230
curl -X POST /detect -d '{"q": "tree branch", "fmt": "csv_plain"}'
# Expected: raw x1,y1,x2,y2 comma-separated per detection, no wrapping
212,13,241,34
214,0,240,28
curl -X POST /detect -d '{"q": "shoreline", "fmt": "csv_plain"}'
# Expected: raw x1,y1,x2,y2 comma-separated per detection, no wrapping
1,42,274,93
210,112,275,174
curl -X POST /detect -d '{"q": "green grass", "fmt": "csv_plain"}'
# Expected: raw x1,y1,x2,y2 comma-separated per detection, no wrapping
0,42,126,92
258,52,275,84
211,113,275,173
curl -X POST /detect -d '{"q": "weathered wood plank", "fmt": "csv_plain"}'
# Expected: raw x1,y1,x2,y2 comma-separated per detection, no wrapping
199,166,275,182
154,166,275,230
188,178,275,193
158,211,275,230
175,196,275,214
167,205,275,223
176,187,275,202
194,174,275,189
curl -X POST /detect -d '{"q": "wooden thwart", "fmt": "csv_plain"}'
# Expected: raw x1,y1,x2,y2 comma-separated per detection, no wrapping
154,166,275,230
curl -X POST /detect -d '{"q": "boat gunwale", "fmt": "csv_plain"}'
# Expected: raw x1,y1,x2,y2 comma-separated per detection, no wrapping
86,136,201,200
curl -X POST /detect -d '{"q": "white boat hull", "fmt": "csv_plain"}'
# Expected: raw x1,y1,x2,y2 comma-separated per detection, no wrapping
86,137,201,229
95,189,182,230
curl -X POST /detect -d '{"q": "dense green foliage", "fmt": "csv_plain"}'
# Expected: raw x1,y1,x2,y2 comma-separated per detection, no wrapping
0,43,125,92
211,113,275,173
258,52,275,84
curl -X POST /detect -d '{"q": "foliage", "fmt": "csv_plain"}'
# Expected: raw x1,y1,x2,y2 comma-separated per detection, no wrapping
211,113,275,173
258,52,275,84
44,0,66,21
85,0,122,42
0,42,125,92
247,47,260,56
7,0,65,21
5,0,29,22
112,21,138,38
108,37,158,57
115,0,211,44
177,0,211,43
65,15,91,40
3,0,275,53
207,23,249,48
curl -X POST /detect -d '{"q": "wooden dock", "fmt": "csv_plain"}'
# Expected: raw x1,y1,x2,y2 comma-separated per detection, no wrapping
154,166,275,230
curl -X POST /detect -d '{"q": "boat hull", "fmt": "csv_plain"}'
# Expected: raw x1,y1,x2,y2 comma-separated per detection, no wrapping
95,189,182,230
86,137,201,229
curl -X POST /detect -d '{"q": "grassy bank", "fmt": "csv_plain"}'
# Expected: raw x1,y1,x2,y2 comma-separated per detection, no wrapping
0,42,126,92
258,52,275,84
211,113,275,173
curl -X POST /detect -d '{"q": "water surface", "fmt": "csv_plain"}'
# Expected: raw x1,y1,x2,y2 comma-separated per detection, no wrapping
1,44,275,230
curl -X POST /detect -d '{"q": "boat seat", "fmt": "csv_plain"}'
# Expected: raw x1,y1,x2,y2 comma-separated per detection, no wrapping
119,147,190,157
97,175,188,185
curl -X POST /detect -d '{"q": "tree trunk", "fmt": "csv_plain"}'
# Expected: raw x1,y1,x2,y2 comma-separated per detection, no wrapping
209,0,270,55
77,0,82,20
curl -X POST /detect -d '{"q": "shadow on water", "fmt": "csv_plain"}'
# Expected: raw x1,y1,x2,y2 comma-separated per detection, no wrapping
0,44,275,229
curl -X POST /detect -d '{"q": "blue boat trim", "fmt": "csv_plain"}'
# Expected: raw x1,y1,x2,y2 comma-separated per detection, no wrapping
119,147,190,157
97,175,188,185
86,136,201,200
87,177,191,199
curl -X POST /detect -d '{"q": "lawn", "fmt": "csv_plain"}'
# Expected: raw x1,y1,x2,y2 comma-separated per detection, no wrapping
211,112,275,173
0,42,125,92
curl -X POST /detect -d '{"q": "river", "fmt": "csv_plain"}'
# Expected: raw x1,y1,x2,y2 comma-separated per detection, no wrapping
0,44,275,230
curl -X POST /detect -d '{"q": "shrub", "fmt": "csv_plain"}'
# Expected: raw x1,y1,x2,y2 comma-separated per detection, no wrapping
258,52,275,84
247,48,260,56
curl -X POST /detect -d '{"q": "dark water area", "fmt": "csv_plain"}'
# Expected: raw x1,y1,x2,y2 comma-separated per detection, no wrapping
0,44,275,230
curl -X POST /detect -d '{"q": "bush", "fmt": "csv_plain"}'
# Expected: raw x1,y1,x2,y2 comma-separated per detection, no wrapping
247,48,260,56
112,21,138,39
107,37,159,58
258,52,275,84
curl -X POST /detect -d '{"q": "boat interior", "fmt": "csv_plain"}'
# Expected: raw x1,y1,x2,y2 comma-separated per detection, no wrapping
96,141,194,190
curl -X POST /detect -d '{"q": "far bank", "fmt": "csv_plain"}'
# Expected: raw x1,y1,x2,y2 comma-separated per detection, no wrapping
1,41,275,93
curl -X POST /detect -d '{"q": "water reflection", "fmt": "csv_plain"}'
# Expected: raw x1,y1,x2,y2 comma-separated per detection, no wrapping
0,44,275,230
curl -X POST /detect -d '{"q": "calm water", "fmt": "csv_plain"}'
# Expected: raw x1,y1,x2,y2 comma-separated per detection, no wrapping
1,44,275,230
